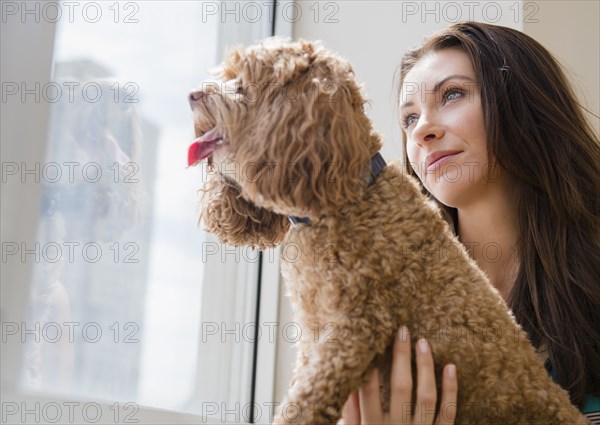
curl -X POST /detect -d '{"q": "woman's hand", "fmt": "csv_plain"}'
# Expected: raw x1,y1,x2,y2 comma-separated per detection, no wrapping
342,326,458,424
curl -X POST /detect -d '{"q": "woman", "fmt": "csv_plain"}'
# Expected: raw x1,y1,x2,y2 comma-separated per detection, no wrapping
343,21,600,424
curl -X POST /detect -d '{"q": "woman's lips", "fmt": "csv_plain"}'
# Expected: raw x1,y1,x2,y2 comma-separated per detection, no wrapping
426,151,462,172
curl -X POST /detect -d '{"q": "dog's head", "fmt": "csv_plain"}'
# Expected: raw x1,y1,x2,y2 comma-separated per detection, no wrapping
189,38,381,248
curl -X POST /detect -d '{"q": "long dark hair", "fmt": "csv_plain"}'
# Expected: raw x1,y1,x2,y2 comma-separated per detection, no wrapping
397,22,600,408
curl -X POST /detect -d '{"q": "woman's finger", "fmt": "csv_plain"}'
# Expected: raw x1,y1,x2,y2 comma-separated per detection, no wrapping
358,369,383,424
342,390,361,425
413,338,437,424
389,326,413,423
435,364,458,425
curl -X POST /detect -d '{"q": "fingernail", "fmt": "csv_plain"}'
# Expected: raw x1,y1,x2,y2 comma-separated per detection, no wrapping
448,364,456,378
418,338,429,353
398,326,409,342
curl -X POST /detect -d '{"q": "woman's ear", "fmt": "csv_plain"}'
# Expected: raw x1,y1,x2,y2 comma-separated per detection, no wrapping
199,175,290,250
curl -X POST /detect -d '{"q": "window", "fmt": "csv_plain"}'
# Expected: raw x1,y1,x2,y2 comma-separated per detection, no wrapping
3,1,286,423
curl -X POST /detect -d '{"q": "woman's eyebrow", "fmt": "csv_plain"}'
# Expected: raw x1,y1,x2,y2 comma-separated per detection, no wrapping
434,74,476,91
400,74,476,109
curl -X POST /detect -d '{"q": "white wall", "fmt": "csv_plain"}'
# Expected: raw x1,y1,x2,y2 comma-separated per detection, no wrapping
273,0,599,405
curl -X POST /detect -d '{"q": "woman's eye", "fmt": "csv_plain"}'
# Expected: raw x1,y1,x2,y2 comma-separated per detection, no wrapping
443,88,463,103
402,114,418,128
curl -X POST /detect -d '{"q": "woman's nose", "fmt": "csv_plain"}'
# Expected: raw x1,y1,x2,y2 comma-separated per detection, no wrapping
412,115,444,145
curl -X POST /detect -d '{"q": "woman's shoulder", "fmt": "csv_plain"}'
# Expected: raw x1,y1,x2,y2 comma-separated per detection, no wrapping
583,393,600,424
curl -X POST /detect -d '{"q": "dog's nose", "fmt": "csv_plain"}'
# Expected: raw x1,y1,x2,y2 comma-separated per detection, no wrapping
188,91,204,108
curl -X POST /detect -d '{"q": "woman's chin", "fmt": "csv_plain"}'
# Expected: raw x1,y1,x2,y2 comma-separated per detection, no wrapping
424,179,472,209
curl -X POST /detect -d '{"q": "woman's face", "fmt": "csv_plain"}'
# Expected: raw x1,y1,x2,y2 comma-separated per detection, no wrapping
400,48,500,208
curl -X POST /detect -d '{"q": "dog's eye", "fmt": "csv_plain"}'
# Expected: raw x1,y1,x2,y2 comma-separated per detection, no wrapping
235,85,244,94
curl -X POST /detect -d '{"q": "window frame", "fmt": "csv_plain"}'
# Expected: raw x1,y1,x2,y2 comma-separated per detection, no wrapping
1,1,289,423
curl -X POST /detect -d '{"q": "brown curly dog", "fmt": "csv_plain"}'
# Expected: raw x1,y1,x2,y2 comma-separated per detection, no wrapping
187,38,589,425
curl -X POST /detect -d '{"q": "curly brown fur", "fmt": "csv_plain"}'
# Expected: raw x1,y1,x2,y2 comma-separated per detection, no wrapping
189,38,589,424
198,176,290,249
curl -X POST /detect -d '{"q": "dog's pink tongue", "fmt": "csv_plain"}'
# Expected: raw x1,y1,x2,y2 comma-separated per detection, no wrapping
187,129,221,167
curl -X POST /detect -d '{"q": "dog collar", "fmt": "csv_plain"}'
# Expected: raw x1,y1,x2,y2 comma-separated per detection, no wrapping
288,152,387,226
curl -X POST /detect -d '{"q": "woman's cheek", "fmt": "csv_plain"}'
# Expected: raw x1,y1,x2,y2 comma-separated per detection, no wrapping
406,142,423,178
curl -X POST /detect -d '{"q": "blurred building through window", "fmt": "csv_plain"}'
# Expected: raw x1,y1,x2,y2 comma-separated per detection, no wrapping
18,2,264,415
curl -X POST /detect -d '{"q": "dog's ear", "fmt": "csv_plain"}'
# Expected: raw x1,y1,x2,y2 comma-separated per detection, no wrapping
198,175,290,249
237,52,380,220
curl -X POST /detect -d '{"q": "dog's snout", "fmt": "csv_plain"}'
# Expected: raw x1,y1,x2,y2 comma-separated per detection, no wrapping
188,91,204,108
